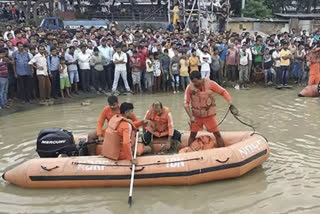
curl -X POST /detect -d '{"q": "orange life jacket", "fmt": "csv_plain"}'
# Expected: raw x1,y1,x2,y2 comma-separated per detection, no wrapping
179,135,216,153
101,114,135,160
190,78,216,118
145,107,171,137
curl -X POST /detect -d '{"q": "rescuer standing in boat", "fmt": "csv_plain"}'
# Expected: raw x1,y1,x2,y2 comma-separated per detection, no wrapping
184,71,232,148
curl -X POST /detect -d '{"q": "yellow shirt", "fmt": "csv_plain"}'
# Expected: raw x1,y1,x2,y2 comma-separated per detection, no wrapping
180,58,189,76
146,59,153,72
173,6,179,25
280,49,291,66
189,56,199,72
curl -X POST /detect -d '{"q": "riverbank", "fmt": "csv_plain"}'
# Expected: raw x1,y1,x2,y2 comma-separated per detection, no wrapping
0,91,113,117
0,83,307,117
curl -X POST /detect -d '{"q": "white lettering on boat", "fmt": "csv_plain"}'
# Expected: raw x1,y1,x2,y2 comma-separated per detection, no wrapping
77,160,108,171
41,140,66,144
166,158,185,168
238,140,263,158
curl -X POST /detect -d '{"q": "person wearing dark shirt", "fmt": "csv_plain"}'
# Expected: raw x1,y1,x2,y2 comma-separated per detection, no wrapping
161,49,171,92
262,48,275,86
12,42,32,103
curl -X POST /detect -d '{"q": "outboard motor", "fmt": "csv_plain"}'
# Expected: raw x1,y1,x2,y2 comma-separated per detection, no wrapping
36,128,78,158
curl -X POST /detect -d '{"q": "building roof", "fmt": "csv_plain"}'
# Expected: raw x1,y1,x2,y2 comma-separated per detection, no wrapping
229,17,288,23
274,13,320,19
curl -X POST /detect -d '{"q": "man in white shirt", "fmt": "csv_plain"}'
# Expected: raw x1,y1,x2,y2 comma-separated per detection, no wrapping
245,42,253,76
272,44,281,84
112,45,132,94
99,38,114,91
86,41,95,90
241,33,250,47
77,45,92,92
239,45,250,89
200,46,212,78
28,46,51,103
86,41,94,56
4,25,15,41
65,46,79,94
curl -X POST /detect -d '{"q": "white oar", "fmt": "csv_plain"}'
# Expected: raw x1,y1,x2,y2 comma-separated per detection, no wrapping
128,131,139,207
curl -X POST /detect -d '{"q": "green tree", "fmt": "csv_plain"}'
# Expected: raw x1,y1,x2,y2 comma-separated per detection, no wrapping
264,0,292,13
243,0,272,19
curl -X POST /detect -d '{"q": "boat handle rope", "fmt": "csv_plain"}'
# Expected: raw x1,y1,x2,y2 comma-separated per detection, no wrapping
130,167,145,172
41,166,59,171
72,157,202,168
216,158,229,163
217,105,269,143
250,132,269,142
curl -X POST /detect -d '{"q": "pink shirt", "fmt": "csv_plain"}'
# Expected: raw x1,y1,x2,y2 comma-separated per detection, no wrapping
11,38,28,46
226,49,238,65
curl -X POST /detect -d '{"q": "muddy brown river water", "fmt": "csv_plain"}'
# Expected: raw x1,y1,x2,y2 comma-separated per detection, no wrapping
0,87,320,214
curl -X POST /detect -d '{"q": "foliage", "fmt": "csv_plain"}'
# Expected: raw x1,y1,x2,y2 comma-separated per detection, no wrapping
242,0,272,19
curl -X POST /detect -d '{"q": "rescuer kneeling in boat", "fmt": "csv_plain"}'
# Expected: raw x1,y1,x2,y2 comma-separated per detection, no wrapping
184,71,232,148
142,101,181,148
87,96,139,155
101,102,147,161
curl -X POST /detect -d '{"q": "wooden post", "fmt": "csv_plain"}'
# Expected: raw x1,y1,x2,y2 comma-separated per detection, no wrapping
226,0,230,31
241,0,245,18
184,0,197,31
183,0,186,26
198,0,200,33
168,0,171,24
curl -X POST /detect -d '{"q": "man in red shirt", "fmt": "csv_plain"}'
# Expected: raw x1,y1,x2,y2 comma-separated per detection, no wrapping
137,42,148,90
129,50,142,93
11,30,28,46
184,71,232,148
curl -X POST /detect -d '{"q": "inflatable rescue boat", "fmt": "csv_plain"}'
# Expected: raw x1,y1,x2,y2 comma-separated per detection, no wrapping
298,83,320,97
3,131,269,189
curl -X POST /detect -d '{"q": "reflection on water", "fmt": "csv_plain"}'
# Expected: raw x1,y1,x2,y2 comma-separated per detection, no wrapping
1,87,320,214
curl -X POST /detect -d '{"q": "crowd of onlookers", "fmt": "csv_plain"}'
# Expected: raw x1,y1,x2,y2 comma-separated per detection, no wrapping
0,23,320,110
0,3,26,23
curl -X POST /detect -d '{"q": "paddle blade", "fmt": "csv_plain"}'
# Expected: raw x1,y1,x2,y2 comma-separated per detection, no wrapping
128,196,132,207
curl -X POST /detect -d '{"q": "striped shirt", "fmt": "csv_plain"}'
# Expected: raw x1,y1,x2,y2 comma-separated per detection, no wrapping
0,61,8,78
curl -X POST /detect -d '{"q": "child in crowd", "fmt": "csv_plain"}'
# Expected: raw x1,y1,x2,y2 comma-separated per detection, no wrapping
189,49,200,73
153,52,162,92
59,57,71,98
170,49,180,93
145,53,154,93
263,48,275,86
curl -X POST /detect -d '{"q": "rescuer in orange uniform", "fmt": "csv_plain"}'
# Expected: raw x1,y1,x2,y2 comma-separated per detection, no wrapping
184,71,232,148
143,101,181,146
87,96,138,155
101,102,147,161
